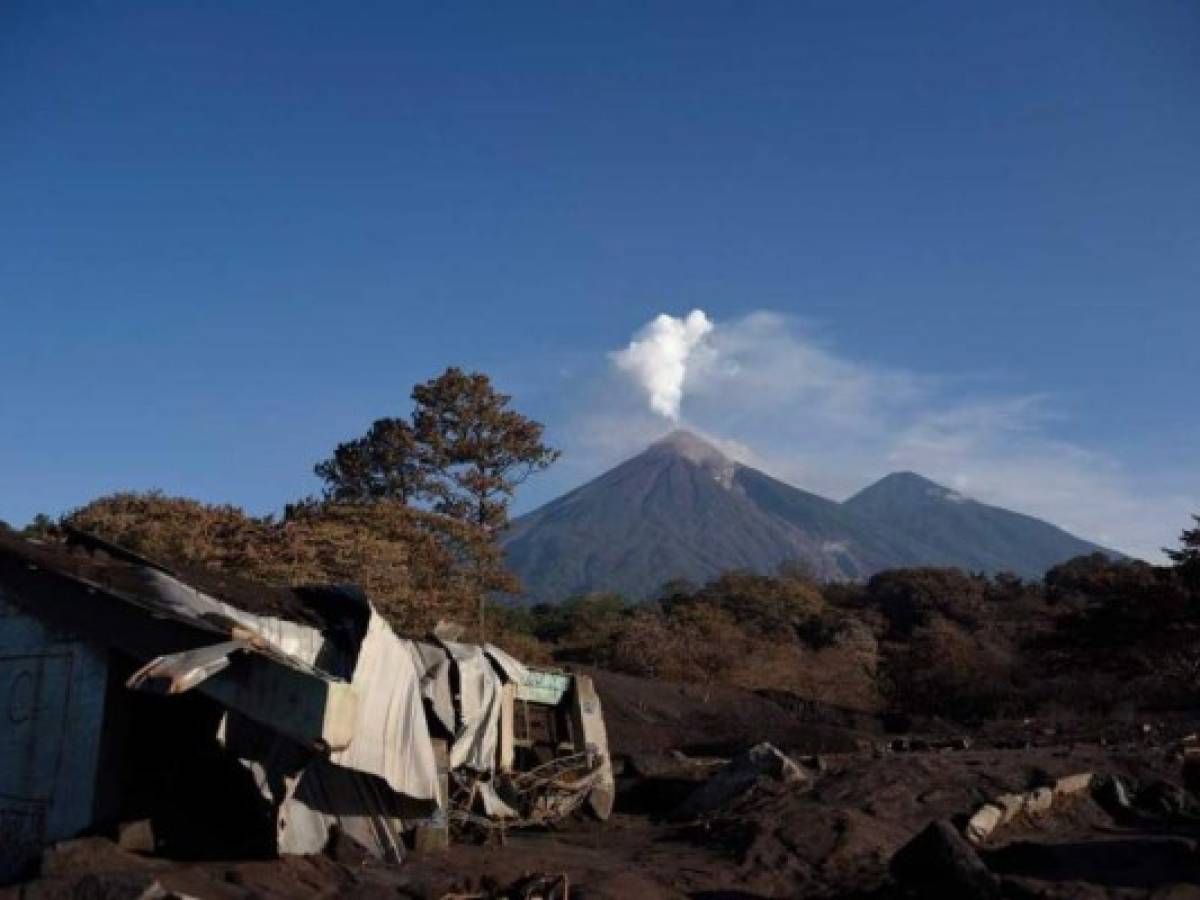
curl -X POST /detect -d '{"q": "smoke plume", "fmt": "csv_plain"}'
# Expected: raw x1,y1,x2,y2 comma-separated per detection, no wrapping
610,310,713,420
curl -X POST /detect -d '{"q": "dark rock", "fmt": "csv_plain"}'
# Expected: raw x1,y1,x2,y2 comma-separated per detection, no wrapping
671,742,807,820
1137,780,1200,821
628,751,724,780
890,819,1001,898
1092,773,1136,816
116,819,156,855
1182,756,1200,796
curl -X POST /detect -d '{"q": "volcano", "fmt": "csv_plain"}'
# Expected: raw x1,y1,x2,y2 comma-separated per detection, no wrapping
502,430,1113,602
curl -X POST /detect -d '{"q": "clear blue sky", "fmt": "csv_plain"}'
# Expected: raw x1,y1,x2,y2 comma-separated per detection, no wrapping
1,2,1197,545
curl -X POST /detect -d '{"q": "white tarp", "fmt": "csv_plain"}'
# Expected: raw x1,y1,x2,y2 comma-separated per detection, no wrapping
326,610,438,802
281,759,410,861
147,569,439,804
439,640,503,772
431,640,531,774
223,716,417,863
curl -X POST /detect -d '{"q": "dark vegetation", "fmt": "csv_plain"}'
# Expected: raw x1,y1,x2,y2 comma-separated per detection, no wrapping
491,533,1200,724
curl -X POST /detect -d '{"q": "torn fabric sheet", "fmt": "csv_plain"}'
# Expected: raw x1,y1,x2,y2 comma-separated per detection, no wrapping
420,655,456,737
439,640,503,772
327,610,440,802
222,713,427,863
484,643,530,686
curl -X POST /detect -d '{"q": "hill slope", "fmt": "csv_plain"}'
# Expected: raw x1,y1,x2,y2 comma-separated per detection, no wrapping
503,431,1112,602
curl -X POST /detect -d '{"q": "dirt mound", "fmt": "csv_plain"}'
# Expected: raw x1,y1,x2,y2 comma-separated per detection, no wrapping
689,784,912,897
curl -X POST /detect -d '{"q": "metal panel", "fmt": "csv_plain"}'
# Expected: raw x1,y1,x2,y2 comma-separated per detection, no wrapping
0,591,110,882
515,669,571,706
568,674,615,820
0,653,72,801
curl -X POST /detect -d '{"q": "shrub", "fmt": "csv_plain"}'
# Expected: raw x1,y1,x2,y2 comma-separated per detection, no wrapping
882,616,1015,721
680,570,827,639
865,568,987,637
64,491,502,634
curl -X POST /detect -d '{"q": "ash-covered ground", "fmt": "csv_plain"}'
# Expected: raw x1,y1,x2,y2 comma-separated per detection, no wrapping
7,668,1200,900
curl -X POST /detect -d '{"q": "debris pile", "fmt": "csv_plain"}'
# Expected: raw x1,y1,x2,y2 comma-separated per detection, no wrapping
0,528,612,884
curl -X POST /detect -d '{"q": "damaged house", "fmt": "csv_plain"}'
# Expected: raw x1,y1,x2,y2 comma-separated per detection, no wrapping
0,528,613,883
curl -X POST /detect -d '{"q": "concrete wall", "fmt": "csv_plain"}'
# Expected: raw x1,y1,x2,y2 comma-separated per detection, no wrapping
0,587,110,882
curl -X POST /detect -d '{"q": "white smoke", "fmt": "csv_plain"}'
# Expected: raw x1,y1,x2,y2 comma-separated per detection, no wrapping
577,308,1194,561
610,310,713,420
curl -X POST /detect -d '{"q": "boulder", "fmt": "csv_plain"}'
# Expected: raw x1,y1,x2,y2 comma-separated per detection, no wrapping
117,819,156,855
671,742,807,819
1053,773,1094,799
627,752,694,780
1136,780,1200,821
965,804,1004,845
1183,755,1200,796
891,819,1001,899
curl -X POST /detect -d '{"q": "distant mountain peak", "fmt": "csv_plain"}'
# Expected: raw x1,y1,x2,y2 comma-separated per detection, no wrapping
853,471,971,504
874,471,937,487
649,429,732,467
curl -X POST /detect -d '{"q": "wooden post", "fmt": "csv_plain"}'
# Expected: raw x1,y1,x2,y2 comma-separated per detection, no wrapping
499,682,516,773
413,738,450,852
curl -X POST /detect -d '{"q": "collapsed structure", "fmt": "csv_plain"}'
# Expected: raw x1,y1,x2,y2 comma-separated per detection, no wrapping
0,527,613,883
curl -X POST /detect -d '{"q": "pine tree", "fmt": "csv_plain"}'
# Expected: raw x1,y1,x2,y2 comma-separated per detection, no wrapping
411,367,559,531
314,418,430,505
311,366,558,638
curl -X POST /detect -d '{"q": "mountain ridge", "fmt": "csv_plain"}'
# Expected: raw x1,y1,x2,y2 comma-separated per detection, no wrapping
503,430,1114,602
